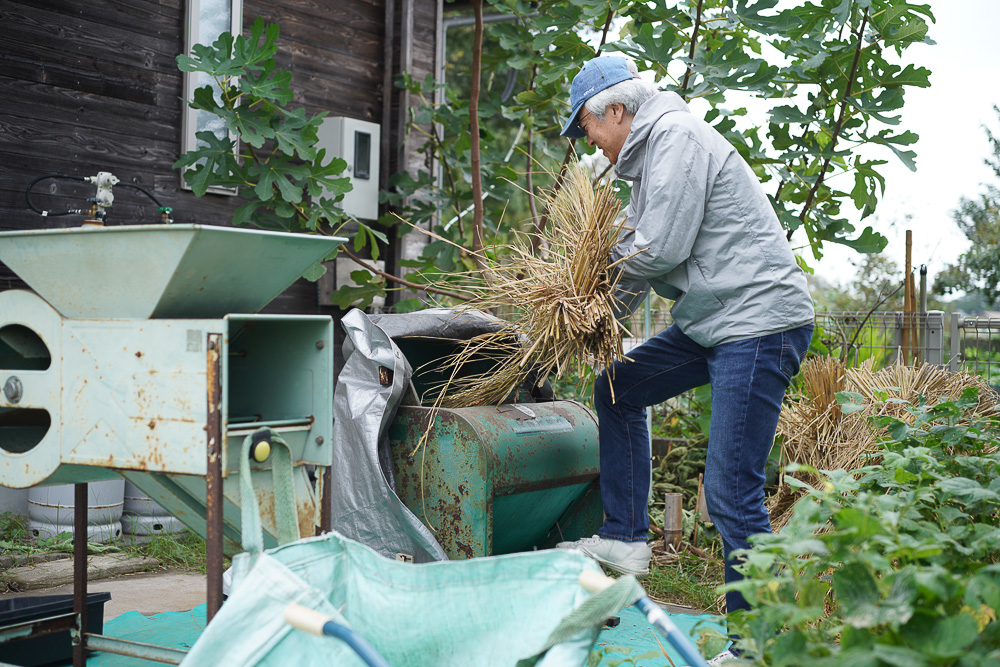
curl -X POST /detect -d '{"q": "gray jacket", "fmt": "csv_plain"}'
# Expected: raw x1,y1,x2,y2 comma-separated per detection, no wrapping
611,92,814,347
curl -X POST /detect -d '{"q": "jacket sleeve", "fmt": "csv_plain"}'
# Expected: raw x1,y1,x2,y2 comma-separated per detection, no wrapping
610,124,712,281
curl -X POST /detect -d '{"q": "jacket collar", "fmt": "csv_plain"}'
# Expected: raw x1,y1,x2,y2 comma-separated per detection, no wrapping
616,91,690,180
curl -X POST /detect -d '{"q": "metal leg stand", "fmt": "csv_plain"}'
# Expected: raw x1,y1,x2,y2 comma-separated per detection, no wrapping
206,333,224,622
73,482,88,667
319,465,332,535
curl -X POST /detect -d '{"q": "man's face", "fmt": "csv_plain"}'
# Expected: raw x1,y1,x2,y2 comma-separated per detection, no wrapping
578,103,632,165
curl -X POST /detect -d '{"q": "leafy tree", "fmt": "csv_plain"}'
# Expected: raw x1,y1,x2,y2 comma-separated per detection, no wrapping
175,3,936,309
175,20,353,235
386,0,936,308
174,18,467,300
811,252,904,312
934,106,1000,306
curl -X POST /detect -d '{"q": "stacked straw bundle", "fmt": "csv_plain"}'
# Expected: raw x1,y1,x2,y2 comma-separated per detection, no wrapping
768,357,998,529
423,163,634,409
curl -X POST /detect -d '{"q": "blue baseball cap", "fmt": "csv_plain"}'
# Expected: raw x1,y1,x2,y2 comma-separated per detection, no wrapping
560,57,635,138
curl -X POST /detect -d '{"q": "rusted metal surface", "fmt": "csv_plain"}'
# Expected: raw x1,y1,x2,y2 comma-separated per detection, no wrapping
85,633,187,664
205,333,223,623
73,483,88,667
0,611,77,644
0,306,334,487
319,465,332,535
388,400,601,560
0,225,345,320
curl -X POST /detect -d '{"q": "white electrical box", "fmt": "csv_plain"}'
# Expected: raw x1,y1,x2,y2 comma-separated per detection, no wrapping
315,116,381,222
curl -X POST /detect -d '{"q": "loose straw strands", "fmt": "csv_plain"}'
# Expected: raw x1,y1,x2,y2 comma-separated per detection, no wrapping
419,162,637,410
768,357,998,530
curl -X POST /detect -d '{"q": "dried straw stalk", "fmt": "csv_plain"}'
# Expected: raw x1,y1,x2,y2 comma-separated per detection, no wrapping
418,162,636,410
769,358,999,530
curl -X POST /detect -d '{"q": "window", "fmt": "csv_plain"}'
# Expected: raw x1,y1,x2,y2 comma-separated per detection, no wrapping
180,0,243,194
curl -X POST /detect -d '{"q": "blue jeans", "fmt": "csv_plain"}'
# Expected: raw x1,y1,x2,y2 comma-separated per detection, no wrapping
594,323,812,614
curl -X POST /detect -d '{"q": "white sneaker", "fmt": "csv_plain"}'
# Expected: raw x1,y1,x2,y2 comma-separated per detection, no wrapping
556,535,651,576
707,649,738,665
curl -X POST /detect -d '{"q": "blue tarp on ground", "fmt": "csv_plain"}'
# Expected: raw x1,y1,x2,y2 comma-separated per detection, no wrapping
83,605,207,666
594,605,726,666
84,602,722,666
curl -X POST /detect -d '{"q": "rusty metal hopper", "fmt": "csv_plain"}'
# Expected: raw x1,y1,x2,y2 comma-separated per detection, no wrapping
0,224,345,319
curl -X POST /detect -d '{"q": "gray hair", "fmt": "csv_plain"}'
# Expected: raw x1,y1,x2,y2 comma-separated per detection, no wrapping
584,77,658,121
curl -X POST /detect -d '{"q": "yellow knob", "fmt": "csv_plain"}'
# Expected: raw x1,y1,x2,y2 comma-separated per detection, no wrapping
252,440,271,463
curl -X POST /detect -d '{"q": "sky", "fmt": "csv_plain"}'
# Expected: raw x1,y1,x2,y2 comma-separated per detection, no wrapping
607,1,1000,294
806,0,1000,290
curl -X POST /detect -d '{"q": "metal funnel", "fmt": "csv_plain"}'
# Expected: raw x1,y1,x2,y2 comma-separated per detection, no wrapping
0,224,346,318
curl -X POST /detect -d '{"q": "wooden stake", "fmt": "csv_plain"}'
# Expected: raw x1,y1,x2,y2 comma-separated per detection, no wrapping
903,230,913,365
663,493,684,551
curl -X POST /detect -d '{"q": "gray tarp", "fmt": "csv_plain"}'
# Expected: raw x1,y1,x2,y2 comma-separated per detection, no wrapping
330,309,445,562
368,307,504,340
330,308,506,563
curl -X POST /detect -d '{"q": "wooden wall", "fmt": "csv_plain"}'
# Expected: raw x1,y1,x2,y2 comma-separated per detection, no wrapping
0,0,439,314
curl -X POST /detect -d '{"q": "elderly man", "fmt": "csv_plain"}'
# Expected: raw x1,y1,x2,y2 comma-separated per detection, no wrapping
555,56,814,646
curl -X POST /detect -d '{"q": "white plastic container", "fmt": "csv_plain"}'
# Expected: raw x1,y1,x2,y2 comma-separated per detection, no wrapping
121,481,184,543
27,479,125,542
0,485,28,516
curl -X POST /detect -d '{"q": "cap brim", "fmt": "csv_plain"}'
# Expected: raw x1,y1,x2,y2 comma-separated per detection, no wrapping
560,101,587,138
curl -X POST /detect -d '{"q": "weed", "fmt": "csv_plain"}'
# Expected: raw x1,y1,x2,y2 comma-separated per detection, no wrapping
645,547,726,615
0,511,220,573
0,512,31,553
121,530,228,573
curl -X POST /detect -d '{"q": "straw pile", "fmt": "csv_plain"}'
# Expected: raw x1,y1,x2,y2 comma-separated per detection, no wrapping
421,162,635,409
769,358,999,529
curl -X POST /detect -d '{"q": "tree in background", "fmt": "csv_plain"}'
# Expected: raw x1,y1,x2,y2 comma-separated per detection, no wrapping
934,106,1000,308
380,0,935,310
173,2,937,310
811,252,903,312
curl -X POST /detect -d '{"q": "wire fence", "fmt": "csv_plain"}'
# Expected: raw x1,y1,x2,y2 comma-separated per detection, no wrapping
623,309,1000,389
377,301,1000,389
950,315,1000,388
813,310,946,368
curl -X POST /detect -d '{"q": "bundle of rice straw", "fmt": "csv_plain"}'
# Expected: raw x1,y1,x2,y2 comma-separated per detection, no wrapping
768,357,998,530
421,162,636,409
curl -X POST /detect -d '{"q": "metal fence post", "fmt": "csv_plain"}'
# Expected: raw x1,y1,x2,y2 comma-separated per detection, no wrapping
206,333,224,622
923,310,944,365
893,313,904,366
949,313,962,372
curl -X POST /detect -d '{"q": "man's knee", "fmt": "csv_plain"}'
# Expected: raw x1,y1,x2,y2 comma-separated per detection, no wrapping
703,478,745,533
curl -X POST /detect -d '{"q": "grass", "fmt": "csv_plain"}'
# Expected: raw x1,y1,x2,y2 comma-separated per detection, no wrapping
0,512,222,574
0,512,31,552
644,540,726,615
120,530,224,573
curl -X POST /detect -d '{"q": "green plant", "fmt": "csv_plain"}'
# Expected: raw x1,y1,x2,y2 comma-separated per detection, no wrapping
646,549,726,614
0,516,120,557
121,530,225,574
651,442,706,513
0,512,29,549
385,0,935,311
34,531,119,555
174,18,385,294
725,388,1000,665
652,385,714,443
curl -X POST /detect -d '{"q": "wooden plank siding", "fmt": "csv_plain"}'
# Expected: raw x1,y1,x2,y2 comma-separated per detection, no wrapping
0,0,440,319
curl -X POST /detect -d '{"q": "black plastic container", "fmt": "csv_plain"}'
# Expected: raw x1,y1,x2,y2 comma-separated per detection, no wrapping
0,592,111,666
